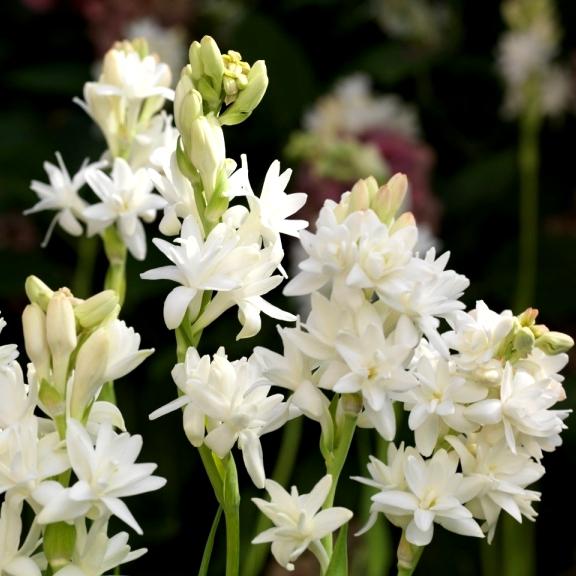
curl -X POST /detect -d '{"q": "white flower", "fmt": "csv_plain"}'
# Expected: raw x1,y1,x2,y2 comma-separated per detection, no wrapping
84,158,167,260
150,152,199,236
252,475,353,572
0,495,42,576
90,46,174,101
404,356,487,456
53,518,146,576
129,111,179,170
376,248,469,356
190,251,295,340
447,435,543,542
35,420,166,534
243,159,308,245
141,216,261,329
366,449,483,546
0,415,68,498
329,316,419,440
0,316,18,370
254,326,329,422
304,73,419,139
25,153,105,246
150,348,287,488
444,301,514,376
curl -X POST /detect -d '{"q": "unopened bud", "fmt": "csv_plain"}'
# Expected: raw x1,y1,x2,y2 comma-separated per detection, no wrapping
372,173,408,224
349,179,371,212
189,115,226,198
44,522,77,571
46,290,77,392
200,36,225,87
222,50,250,105
219,60,268,126
70,328,110,420
518,307,539,327
174,72,203,147
22,303,50,381
513,326,535,357
74,290,119,329
25,275,54,311
535,331,574,355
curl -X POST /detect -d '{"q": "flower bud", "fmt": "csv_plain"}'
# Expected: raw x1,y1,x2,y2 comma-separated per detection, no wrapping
518,307,539,327
219,60,269,126
200,36,225,88
372,173,408,224
70,327,109,420
25,275,54,311
74,290,119,329
513,326,535,358
46,290,77,392
189,115,226,199
535,331,574,355
44,522,76,571
222,50,251,105
22,303,50,381
188,41,204,81
174,72,203,148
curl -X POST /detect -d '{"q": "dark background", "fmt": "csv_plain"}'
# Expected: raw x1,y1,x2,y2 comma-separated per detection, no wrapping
1,0,575,574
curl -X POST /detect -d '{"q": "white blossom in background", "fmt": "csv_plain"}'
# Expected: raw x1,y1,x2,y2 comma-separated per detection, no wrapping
361,449,483,546
0,496,42,576
35,420,166,534
150,347,287,488
52,518,146,576
25,153,106,247
84,158,167,260
252,475,353,572
129,111,179,170
304,74,419,139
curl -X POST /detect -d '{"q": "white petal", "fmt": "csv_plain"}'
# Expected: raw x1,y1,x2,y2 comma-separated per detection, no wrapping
163,286,197,330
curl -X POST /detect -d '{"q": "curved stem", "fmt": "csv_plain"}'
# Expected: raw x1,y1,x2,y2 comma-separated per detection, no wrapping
396,533,424,576
242,417,303,576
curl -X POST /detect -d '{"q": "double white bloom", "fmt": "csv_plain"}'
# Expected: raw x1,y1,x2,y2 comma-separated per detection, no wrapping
252,475,352,571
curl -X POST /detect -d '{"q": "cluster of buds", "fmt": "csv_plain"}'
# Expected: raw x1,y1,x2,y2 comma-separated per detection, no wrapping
174,36,268,224
22,275,152,426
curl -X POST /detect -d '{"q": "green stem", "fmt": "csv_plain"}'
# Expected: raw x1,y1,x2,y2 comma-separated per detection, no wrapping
514,79,541,312
102,226,127,306
396,533,424,576
223,454,241,576
322,404,358,557
72,236,98,298
502,515,535,576
198,444,224,505
242,417,303,576
481,539,500,576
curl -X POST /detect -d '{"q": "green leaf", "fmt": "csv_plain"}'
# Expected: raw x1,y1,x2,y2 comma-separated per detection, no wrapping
198,506,223,576
325,523,348,576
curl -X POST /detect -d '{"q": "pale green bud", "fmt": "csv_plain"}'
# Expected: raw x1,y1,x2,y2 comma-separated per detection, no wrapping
200,36,225,87
518,307,539,327
25,275,54,311
339,392,363,415
390,211,416,234
22,303,50,381
38,379,64,419
372,173,408,224
174,71,203,147
188,41,204,81
513,326,536,357
46,290,77,392
205,167,231,223
535,331,574,355
75,290,119,329
189,115,226,199
222,50,251,105
70,328,109,420
219,60,268,126
349,178,372,212
44,522,77,571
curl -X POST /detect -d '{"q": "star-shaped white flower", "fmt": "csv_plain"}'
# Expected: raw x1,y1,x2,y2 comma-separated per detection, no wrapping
252,475,353,572
366,449,483,546
84,158,167,260
25,153,105,246
35,420,166,534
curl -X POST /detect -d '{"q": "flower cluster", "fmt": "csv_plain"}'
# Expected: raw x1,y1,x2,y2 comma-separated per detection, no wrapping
0,278,163,575
254,171,573,555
